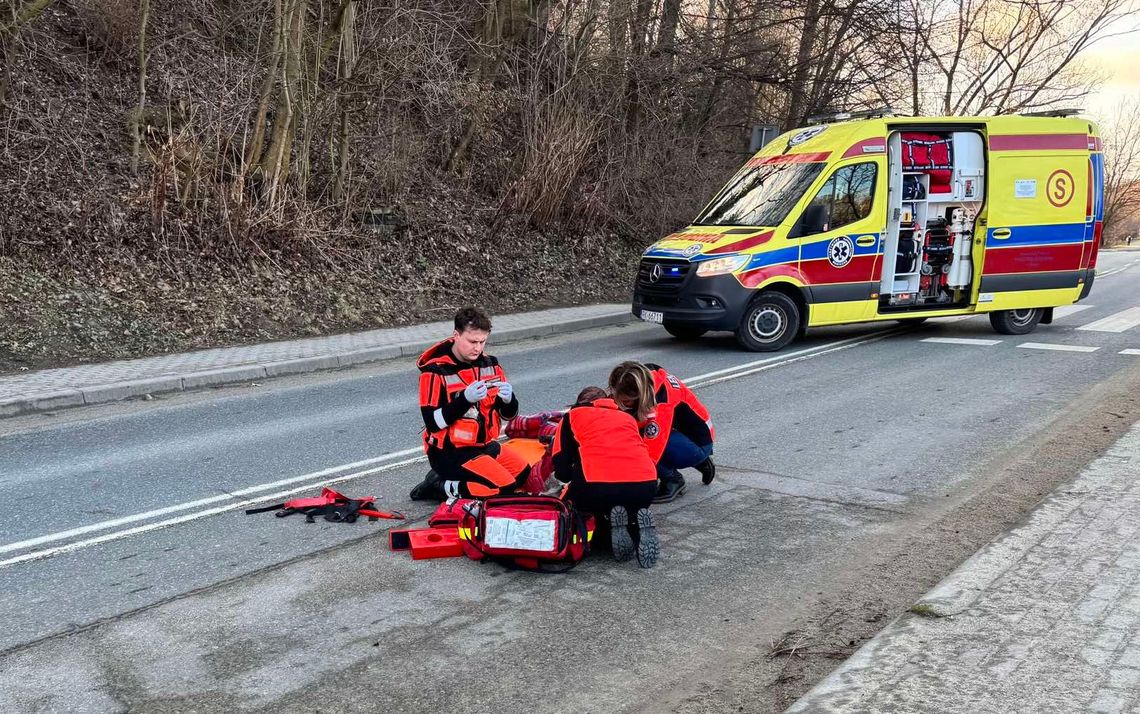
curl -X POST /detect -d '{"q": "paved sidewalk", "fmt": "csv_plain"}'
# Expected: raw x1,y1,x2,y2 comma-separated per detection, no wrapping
0,304,634,418
789,419,1140,713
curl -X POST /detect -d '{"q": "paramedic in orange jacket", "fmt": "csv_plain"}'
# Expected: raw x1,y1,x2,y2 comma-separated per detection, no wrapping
408,307,528,501
608,361,715,504
552,387,660,568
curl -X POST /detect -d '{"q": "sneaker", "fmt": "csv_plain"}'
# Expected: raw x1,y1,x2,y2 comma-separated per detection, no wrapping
695,456,716,485
652,473,687,504
635,508,659,568
609,506,635,562
409,469,445,501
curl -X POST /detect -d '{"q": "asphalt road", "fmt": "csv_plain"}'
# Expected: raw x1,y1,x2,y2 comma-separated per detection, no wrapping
2,251,1139,712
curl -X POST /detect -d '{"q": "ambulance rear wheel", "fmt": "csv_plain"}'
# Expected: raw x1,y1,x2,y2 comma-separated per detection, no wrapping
989,308,1043,335
736,292,800,352
663,322,708,341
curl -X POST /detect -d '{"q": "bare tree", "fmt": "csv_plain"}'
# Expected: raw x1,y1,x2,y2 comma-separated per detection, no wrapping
1101,94,1140,243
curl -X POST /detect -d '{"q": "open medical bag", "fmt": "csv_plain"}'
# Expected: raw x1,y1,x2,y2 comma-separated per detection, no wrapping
457,494,595,572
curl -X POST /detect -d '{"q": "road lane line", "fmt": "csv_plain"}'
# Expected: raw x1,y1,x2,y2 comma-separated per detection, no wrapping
683,326,907,384
920,337,1003,346
0,455,427,568
1077,307,1140,333
0,446,424,556
688,327,911,389
1018,342,1100,353
1098,259,1140,278
3,323,924,567
1052,304,1095,319
1121,349,1140,356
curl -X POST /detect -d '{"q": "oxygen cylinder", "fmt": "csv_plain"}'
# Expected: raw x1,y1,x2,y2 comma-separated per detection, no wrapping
946,208,973,288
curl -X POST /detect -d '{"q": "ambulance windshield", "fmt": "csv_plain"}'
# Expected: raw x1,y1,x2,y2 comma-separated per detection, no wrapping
694,162,826,227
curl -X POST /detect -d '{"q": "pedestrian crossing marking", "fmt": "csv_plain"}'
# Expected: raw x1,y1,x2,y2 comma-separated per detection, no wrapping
1077,307,1140,333
921,337,1003,346
1052,304,1094,319
1018,342,1100,353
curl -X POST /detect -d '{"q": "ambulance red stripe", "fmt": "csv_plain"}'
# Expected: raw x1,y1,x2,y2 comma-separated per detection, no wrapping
706,231,774,255
989,134,1088,151
982,243,1085,274
747,152,831,167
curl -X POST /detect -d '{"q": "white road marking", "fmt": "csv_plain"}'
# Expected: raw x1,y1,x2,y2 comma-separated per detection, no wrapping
1018,342,1100,353
1098,259,1140,277
1121,349,1140,356
1052,304,1094,319
0,454,427,568
0,446,424,557
5,324,923,567
920,337,1003,346
685,326,908,385
1077,307,1140,333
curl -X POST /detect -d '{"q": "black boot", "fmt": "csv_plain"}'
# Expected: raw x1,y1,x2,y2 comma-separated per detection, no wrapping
652,471,687,504
695,456,716,485
409,469,446,502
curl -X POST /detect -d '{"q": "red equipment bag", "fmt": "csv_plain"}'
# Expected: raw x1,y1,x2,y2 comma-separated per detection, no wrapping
458,495,595,572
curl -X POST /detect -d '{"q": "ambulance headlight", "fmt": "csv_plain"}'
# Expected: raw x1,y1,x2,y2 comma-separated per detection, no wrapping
696,255,749,277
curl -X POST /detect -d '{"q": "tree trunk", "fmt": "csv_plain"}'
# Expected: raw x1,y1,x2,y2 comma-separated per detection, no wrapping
259,0,305,206
332,0,356,202
786,0,821,127
129,0,151,176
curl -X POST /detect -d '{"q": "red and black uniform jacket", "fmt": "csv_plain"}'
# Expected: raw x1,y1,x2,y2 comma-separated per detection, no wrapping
641,365,715,463
417,338,519,462
551,399,657,486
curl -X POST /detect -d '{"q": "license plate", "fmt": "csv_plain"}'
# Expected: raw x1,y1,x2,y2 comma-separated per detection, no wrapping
640,309,664,324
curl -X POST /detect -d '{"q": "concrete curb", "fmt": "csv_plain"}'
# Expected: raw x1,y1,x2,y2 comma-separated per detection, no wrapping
0,310,635,419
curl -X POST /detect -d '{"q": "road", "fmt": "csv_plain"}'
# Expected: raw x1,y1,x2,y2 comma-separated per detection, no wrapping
2,251,1139,712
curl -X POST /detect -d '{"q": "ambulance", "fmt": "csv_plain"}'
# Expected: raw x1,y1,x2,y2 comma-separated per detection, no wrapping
631,109,1105,351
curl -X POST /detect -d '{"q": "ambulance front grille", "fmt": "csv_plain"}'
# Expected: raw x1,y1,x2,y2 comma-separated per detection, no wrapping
637,259,691,292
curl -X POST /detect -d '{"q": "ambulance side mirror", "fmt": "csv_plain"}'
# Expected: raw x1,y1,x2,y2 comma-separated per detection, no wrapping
792,203,829,238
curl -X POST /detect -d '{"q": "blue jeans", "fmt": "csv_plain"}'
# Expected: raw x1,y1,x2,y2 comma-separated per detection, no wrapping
657,432,713,480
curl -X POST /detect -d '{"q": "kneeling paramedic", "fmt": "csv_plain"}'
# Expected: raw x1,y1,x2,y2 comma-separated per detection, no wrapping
551,386,660,568
644,362,716,503
409,307,528,501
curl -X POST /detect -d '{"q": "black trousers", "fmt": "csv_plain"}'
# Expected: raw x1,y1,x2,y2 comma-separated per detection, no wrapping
566,480,657,517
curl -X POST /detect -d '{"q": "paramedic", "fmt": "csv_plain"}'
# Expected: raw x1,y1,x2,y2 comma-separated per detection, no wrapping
644,362,716,502
408,307,527,501
608,361,715,503
552,386,660,568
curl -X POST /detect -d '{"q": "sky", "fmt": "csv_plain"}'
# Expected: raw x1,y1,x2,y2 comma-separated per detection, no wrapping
1084,25,1140,123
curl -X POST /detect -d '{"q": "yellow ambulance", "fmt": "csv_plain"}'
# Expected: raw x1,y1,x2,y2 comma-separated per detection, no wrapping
632,110,1104,350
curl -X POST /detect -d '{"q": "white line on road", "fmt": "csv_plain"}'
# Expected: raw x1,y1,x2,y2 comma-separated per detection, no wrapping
0,454,428,568
1018,342,1100,353
920,337,1003,346
1121,349,1140,356
1052,304,1095,319
2,323,922,567
0,446,424,557
1077,307,1140,333
1097,259,1140,278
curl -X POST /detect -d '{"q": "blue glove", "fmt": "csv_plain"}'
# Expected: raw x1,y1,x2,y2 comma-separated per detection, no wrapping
497,381,513,402
464,380,488,402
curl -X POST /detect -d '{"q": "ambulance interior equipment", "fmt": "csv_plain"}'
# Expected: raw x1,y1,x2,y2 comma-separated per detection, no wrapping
880,129,985,310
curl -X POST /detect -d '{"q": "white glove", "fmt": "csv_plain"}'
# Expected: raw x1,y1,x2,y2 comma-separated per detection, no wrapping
497,381,513,402
463,380,488,403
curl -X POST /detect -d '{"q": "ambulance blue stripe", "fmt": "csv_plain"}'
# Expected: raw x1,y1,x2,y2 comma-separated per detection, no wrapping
1092,154,1105,221
799,233,882,261
985,223,1085,247
745,246,799,269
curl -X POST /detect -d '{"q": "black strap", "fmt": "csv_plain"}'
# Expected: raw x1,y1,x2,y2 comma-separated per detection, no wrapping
244,503,286,515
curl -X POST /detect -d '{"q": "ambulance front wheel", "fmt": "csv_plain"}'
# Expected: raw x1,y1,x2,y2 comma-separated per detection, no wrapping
664,322,708,341
736,292,801,352
989,308,1044,335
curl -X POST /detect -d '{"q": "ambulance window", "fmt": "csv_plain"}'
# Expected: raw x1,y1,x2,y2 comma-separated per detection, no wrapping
800,162,877,234
694,162,827,227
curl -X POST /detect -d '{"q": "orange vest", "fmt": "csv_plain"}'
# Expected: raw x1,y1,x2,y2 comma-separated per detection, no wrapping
557,399,657,484
418,339,509,450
